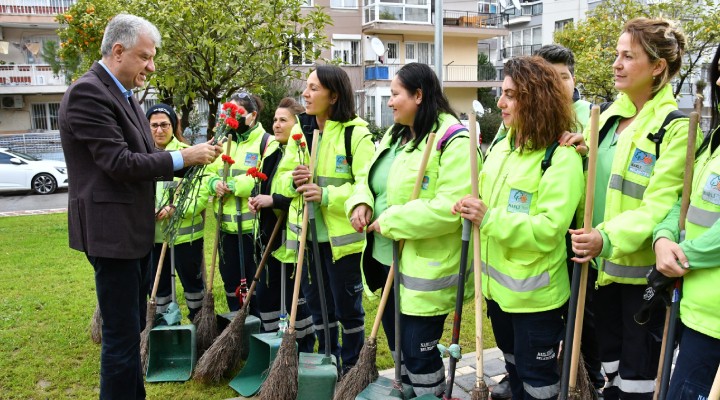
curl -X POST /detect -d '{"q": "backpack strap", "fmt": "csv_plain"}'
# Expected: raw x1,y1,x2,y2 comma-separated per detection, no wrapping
259,131,271,158
541,141,561,175
646,110,687,160
436,123,469,152
344,125,354,168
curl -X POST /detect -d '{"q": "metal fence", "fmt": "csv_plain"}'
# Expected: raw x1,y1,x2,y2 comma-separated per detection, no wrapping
0,0,75,15
0,133,63,161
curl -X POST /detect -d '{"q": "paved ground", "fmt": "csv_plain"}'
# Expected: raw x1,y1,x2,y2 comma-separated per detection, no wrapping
226,348,510,400
0,189,67,216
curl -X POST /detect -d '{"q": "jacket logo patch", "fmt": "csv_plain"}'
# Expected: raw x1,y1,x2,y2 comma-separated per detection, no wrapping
244,152,259,167
335,155,350,173
508,189,532,214
628,149,656,178
702,173,720,206
422,175,430,190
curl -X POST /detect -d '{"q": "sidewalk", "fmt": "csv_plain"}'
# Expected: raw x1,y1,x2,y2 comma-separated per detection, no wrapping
377,348,507,399
226,347,509,400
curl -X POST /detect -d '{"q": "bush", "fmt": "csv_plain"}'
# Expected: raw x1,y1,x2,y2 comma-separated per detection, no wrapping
478,112,502,145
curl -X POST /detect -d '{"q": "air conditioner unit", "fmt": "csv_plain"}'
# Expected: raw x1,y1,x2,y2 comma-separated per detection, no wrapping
1,95,24,109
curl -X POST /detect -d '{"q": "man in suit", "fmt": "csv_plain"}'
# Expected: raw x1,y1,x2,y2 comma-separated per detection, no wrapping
59,14,221,400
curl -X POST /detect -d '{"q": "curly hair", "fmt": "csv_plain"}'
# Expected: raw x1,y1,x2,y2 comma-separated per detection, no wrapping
622,17,686,95
502,56,576,151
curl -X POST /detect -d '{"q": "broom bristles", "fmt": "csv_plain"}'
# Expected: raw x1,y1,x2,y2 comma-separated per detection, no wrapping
257,330,299,400
470,381,490,400
193,304,249,383
90,304,102,344
140,300,157,374
333,337,378,400
194,292,218,357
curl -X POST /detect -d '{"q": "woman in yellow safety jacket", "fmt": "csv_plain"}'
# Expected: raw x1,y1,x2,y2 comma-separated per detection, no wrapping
652,43,720,399
454,56,583,400
274,65,375,375
346,62,475,397
147,103,205,321
566,18,696,400
205,92,277,315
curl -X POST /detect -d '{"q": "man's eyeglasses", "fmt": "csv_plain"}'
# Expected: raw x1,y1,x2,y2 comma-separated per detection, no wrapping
150,122,172,130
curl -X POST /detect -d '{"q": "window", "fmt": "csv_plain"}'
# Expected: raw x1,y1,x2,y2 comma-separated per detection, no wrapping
478,0,497,13
31,103,60,131
555,18,573,32
387,42,399,61
380,95,393,127
332,40,360,65
331,0,357,7
0,153,12,164
283,36,314,66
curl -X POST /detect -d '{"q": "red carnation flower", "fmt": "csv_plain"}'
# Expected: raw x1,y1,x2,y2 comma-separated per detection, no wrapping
219,113,227,119
257,172,268,181
226,117,239,129
300,142,306,149
292,133,303,141
237,106,247,116
246,167,258,177
221,154,235,165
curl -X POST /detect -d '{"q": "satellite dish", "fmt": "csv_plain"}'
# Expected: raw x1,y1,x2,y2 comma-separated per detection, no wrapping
510,0,520,10
370,37,386,57
497,0,507,8
472,100,485,117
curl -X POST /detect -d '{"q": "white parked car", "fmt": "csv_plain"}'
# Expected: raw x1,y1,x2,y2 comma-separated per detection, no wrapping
0,148,68,194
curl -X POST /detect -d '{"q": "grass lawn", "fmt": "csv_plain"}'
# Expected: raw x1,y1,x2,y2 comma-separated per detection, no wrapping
0,213,495,399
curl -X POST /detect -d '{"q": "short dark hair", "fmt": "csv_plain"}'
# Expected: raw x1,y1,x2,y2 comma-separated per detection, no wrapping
230,91,264,115
389,62,458,151
534,44,576,75
315,65,356,123
711,45,720,131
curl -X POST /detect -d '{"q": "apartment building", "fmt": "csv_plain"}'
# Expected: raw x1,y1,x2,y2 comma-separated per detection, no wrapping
0,0,71,136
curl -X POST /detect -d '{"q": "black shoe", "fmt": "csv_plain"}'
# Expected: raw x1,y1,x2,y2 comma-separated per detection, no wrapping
491,375,512,399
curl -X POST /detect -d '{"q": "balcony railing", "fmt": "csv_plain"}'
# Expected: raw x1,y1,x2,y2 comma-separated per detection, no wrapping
365,63,498,81
0,0,75,15
501,44,541,59
0,65,66,87
442,10,508,29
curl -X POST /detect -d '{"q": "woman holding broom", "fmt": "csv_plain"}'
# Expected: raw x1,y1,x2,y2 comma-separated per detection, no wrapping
345,62,475,397
650,43,720,399
273,65,375,376
454,56,584,400
564,18,695,400
248,97,316,352
205,92,277,316
147,103,205,323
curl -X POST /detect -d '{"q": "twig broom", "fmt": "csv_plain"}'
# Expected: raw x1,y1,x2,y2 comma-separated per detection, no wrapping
140,241,169,373
193,214,286,383
257,129,320,400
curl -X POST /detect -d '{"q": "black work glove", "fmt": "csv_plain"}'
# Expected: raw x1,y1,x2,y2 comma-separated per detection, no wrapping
634,267,677,325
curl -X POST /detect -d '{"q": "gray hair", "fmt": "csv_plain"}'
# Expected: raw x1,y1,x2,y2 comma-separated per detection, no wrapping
100,13,161,57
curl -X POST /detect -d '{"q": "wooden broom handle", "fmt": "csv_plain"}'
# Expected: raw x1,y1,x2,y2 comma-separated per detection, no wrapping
150,242,169,300
369,132,437,338
289,130,321,330
569,106,600,389
207,135,234,292
468,112,485,383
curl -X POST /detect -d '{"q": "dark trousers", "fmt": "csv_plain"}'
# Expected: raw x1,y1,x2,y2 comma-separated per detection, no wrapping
592,283,664,400
487,299,565,400
301,242,365,374
88,253,151,400
667,325,720,399
380,285,448,398
219,232,257,315
150,240,205,321
256,257,316,353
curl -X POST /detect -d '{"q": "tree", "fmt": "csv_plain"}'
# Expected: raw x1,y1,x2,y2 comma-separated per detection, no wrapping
554,0,720,103
49,0,331,138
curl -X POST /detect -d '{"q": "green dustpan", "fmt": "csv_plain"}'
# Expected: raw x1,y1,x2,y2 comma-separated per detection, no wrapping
228,331,294,396
145,324,196,382
357,376,416,399
297,353,338,400
217,311,261,361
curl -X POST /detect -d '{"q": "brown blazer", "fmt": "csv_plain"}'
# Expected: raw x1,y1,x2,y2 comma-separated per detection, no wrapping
59,62,175,259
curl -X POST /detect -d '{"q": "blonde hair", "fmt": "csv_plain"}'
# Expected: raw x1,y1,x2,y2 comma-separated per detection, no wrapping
622,17,686,95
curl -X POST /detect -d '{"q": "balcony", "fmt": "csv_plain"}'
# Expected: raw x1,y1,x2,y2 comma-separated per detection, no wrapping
0,64,67,94
364,63,498,87
501,44,541,59
363,5,508,38
0,0,75,15
503,2,543,26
